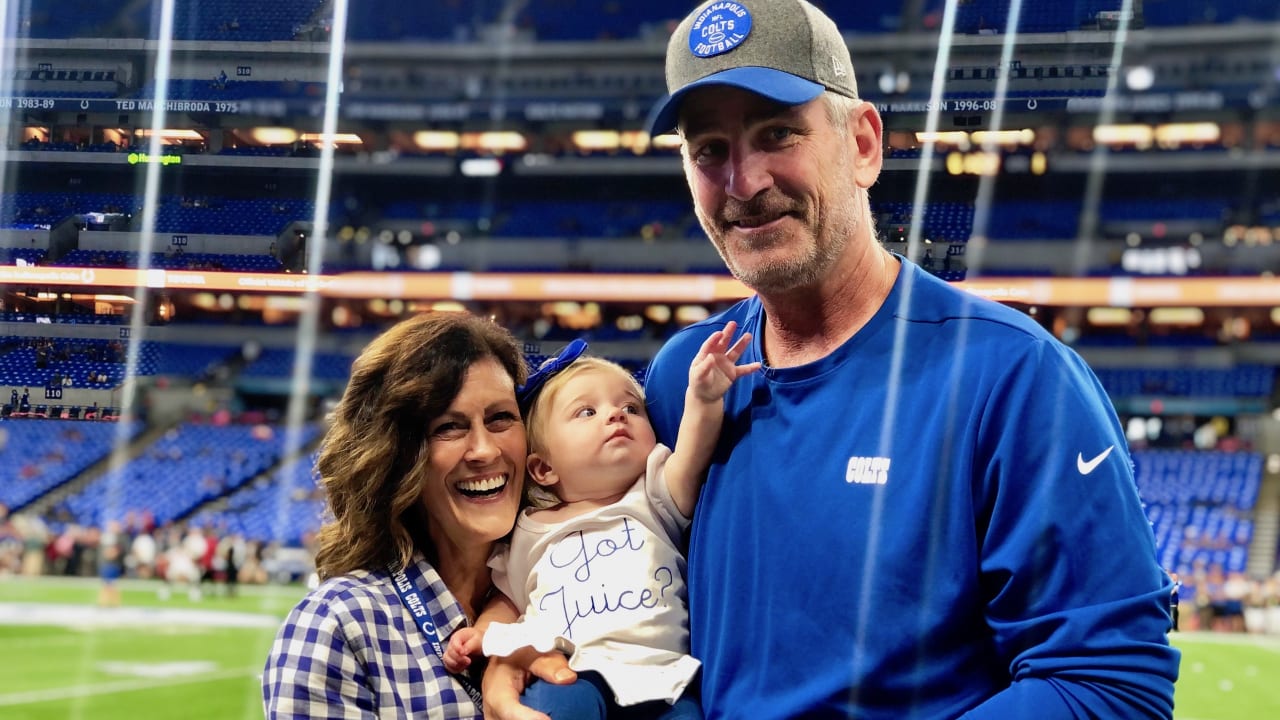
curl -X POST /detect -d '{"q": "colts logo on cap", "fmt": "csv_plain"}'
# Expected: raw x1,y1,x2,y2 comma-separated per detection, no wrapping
688,1,752,58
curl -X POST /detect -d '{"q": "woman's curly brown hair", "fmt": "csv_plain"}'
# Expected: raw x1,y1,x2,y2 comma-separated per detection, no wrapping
313,312,526,579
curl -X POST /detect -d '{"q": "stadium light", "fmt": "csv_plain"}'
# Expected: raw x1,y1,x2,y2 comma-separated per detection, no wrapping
251,127,299,145
946,151,1001,176
572,130,620,152
619,131,652,154
970,129,1034,147
426,301,468,313
1086,308,1133,326
878,70,896,95
413,130,460,151
645,305,672,323
1149,308,1205,326
461,131,528,153
300,132,364,147
650,134,683,151
916,131,970,149
1153,122,1220,148
459,158,503,177
616,315,644,332
134,128,204,141
674,305,710,324
1124,65,1155,92
1093,124,1153,149
961,156,989,176
1030,152,1047,175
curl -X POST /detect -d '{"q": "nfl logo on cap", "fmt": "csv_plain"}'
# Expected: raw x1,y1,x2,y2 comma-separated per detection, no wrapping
689,2,753,58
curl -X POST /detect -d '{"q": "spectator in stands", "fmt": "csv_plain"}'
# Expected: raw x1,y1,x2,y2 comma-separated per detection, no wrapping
97,520,124,607
1222,571,1250,632
263,312,529,718
158,525,205,601
444,329,755,719
239,540,268,584
17,513,49,577
128,528,157,579
198,526,220,594
484,2,1179,719
0,509,20,576
220,532,246,598
52,524,82,576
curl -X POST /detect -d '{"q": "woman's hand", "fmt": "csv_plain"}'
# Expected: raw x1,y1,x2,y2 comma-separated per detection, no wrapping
481,647,576,720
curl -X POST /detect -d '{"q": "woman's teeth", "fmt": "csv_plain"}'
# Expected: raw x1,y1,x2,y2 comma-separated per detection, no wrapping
457,475,506,497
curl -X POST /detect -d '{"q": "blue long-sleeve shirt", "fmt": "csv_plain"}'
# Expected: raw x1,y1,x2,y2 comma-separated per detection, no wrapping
644,258,1179,719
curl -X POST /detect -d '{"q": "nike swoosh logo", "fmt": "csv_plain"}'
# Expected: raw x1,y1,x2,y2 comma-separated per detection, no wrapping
1077,446,1115,475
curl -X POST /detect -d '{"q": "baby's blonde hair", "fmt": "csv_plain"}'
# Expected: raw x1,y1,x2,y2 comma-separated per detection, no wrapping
522,356,645,508
524,356,645,458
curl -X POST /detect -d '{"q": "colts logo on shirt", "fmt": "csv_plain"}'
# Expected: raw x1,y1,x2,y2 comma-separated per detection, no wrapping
846,456,891,485
688,1,752,58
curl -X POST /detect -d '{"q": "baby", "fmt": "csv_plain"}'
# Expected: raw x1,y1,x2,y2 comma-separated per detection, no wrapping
444,322,757,718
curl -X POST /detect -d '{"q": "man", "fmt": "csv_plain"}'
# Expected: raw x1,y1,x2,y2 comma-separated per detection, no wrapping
485,2,1179,718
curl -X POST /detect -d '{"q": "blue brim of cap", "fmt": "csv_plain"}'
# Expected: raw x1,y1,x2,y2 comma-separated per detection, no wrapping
647,66,825,137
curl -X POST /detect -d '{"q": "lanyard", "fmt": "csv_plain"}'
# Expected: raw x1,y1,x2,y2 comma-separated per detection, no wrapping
388,563,485,708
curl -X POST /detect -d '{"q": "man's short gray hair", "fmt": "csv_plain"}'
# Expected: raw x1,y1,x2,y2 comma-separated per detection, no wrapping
823,92,861,137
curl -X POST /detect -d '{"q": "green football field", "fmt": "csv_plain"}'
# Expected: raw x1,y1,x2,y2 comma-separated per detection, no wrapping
1,577,1278,719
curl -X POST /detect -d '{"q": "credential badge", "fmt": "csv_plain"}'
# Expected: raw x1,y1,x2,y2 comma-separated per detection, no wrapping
688,1,753,59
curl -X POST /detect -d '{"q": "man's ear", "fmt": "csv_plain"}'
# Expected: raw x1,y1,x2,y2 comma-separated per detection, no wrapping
527,453,558,488
849,100,884,187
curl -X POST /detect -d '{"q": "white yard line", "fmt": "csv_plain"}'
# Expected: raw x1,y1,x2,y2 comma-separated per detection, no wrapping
0,667,254,706
1172,631,1280,653
0,603,279,629
0,634,98,650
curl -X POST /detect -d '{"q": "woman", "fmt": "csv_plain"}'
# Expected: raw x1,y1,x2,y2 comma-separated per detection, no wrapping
263,312,528,718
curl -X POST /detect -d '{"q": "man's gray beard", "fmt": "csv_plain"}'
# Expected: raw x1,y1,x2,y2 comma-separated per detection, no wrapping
704,209,856,295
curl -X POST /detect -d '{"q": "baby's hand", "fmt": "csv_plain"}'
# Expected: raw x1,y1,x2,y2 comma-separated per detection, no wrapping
689,320,761,403
444,627,484,673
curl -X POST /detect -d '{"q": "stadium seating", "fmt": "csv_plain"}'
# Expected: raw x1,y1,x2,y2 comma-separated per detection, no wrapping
0,419,142,510
1144,0,1279,27
0,248,47,265
1094,365,1276,399
1136,450,1262,574
0,192,137,229
153,197,315,236
140,79,328,102
0,338,239,389
986,200,1083,241
346,0,505,41
18,0,125,39
60,422,320,527
239,348,353,380
190,451,322,546
876,202,974,243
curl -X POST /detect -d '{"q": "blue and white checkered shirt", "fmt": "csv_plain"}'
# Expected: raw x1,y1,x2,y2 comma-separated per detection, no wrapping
263,556,482,719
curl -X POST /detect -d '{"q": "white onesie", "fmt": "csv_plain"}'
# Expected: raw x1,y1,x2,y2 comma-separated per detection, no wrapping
485,444,700,706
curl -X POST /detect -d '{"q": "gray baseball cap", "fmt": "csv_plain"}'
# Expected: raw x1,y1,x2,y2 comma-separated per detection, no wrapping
648,0,859,136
